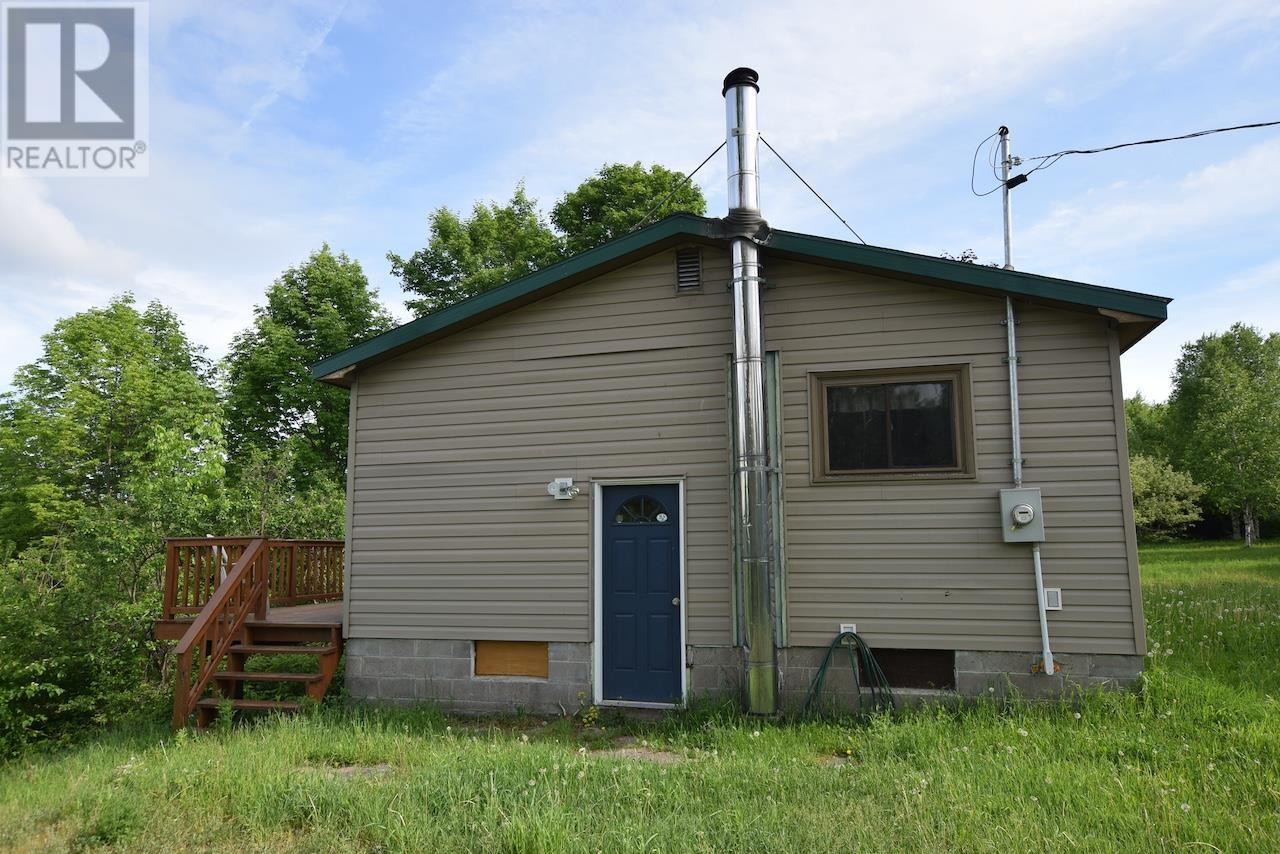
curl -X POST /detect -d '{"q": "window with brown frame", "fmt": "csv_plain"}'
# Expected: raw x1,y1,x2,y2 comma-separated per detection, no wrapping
810,365,974,481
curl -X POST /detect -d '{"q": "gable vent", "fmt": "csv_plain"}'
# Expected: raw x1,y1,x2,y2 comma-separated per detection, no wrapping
675,248,702,291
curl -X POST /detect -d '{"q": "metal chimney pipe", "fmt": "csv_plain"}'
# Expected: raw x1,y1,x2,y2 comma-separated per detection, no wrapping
723,67,778,715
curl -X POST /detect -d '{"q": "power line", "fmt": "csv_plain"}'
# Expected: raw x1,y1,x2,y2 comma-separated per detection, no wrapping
970,130,1003,196
1022,119,1280,177
760,134,867,244
629,141,726,232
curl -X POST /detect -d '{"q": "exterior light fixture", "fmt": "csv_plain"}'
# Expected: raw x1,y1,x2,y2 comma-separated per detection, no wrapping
546,477,580,500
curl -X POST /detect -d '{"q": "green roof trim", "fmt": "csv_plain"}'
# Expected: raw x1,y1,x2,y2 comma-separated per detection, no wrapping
764,228,1171,321
310,214,717,382
312,214,1169,383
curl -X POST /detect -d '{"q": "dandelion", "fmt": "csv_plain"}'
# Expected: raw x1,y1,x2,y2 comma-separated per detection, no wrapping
1017,728,1029,737
578,746,587,755
1073,712,1082,720
528,779,536,787
539,767,547,775
1207,763,1215,772
1030,796,1039,803
1181,803,1191,813
445,725,452,733
577,770,586,780
751,730,761,738
520,734,529,743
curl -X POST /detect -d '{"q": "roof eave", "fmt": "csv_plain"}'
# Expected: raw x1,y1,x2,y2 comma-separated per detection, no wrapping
311,216,1171,383
763,229,1171,324
311,214,720,385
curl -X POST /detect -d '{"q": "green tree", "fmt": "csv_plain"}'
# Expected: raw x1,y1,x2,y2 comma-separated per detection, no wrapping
389,184,563,316
1124,393,1172,460
392,164,708,317
1129,454,1204,540
0,298,227,751
222,441,345,539
224,245,394,486
1167,323,1280,546
551,162,707,255
0,296,220,551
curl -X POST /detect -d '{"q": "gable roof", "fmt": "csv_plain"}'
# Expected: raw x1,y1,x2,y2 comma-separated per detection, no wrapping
312,213,1170,385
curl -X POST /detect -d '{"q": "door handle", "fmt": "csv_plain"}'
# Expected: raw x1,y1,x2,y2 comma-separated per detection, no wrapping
672,597,680,606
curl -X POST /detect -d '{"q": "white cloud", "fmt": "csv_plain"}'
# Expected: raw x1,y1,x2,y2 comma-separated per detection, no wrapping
0,176,138,279
1122,255,1280,401
395,0,1181,215
1018,137,1280,273
2,0,1278,401
235,0,352,137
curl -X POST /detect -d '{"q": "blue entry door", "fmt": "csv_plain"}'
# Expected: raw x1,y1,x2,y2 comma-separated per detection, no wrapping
601,484,682,704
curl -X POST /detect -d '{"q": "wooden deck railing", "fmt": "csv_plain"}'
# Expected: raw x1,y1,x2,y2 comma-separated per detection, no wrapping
162,538,344,622
171,538,270,729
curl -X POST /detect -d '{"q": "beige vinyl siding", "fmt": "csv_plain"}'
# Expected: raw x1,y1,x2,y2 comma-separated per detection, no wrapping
767,259,1141,655
345,247,1141,657
347,250,735,644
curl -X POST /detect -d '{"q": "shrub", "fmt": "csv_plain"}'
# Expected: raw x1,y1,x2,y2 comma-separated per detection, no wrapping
0,545,165,756
1130,454,1204,540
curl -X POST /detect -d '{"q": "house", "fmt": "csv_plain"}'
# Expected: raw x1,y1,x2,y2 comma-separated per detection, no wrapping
309,69,1169,715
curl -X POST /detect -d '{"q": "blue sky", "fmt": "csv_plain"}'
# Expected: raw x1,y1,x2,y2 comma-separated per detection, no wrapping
2,0,1278,399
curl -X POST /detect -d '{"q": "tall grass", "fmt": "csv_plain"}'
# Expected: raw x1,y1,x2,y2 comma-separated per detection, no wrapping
1,542,1277,851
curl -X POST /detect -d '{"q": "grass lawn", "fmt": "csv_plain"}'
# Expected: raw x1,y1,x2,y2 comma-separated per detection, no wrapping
2,542,1278,852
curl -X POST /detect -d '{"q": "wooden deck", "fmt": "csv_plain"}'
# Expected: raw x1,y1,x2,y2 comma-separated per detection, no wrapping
155,538,344,640
258,601,343,625
156,602,343,640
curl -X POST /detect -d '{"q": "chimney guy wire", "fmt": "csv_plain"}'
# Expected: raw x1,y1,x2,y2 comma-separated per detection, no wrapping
760,135,866,244
629,141,726,233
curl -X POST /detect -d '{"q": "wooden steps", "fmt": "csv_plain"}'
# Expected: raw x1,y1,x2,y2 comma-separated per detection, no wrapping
215,671,323,684
161,537,345,730
195,698,301,713
174,604,344,729
231,643,337,656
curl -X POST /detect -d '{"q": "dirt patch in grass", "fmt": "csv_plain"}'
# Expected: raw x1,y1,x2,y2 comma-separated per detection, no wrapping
595,747,685,764
594,736,685,764
302,762,395,780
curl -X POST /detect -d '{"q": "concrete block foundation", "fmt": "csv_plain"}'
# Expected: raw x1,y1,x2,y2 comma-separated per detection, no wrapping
345,638,591,714
345,639,1143,714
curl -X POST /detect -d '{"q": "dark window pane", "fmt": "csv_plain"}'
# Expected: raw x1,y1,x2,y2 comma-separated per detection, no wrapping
826,385,887,470
615,495,669,524
889,381,955,467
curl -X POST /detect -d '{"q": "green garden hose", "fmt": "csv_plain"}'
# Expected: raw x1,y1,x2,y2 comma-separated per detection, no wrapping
802,631,895,717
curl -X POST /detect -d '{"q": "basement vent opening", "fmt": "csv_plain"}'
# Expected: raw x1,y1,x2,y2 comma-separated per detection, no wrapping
675,248,702,292
858,649,956,690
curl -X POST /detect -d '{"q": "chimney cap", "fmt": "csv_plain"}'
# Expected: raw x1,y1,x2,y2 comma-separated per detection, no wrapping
722,67,759,96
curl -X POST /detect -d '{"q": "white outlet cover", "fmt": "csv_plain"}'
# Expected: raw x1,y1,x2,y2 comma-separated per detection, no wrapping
839,622,857,635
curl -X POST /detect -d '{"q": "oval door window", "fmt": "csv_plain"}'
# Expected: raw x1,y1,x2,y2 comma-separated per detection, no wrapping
614,494,668,524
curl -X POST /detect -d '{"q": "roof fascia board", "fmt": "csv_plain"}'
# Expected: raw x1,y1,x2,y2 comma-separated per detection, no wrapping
763,229,1171,322
312,215,1171,383
311,215,717,383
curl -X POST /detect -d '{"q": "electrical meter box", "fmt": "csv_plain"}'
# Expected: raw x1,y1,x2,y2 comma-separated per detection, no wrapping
999,487,1045,543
